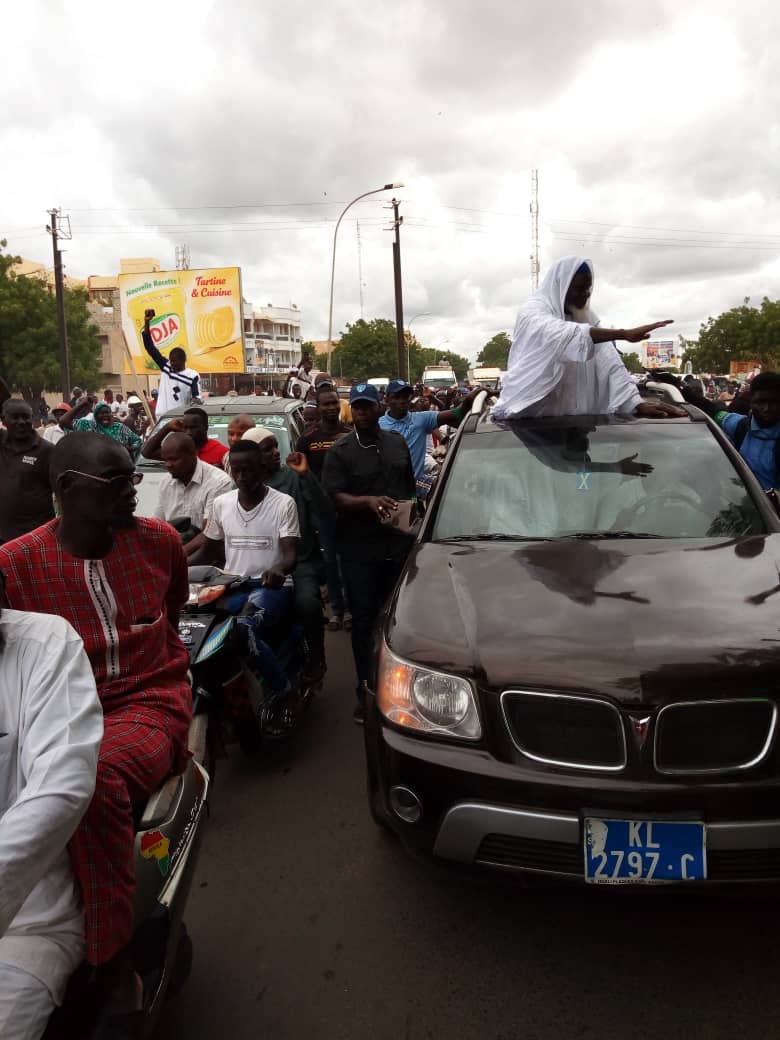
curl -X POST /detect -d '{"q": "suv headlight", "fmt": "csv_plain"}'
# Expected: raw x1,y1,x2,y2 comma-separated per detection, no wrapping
377,643,481,740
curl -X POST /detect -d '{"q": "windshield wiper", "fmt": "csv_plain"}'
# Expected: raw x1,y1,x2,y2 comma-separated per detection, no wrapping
562,531,662,540
434,534,553,543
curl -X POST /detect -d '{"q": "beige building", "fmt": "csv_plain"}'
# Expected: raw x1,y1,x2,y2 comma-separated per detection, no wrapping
86,259,162,398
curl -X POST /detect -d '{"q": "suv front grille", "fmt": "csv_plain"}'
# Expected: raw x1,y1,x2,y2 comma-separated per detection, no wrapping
654,699,777,774
500,691,626,772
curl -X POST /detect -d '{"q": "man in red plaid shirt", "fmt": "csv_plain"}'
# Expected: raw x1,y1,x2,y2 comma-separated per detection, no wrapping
0,432,191,983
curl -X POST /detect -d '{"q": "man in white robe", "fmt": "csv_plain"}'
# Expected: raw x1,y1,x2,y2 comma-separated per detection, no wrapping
493,256,685,420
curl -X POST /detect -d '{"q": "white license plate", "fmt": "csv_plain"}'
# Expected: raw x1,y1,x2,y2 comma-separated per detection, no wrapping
584,817,706,883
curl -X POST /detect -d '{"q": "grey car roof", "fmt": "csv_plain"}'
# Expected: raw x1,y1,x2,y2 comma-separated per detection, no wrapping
157,396,304,418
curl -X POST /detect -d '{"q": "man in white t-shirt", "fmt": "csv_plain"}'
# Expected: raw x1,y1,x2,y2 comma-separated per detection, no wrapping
0,590,103,1039
142,309,201,420
199,440,300,701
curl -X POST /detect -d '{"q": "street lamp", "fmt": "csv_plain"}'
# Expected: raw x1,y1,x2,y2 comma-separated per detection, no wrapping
406,311,430,382
326,182,404,370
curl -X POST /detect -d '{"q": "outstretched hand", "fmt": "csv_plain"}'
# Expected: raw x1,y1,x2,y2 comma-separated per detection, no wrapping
624,320,674,343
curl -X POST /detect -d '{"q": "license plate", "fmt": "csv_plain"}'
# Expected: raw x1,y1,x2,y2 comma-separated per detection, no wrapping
584,817,706,883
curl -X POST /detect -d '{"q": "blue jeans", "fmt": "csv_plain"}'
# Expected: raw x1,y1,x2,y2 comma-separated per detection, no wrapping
228,583,293,695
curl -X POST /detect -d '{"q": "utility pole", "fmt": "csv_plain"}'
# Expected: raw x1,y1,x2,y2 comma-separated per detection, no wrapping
47,208,71,398
530,169,540,291
356,219,364,319
388,197,407,380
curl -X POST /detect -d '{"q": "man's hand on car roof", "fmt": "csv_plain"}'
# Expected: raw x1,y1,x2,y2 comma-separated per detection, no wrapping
635,400,687,418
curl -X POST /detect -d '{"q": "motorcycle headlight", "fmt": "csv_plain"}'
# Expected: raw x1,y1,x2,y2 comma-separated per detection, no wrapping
377,643,481,740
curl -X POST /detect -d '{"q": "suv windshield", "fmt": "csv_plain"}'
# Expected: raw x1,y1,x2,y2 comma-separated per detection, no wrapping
431,421,766,540
137,412,293,467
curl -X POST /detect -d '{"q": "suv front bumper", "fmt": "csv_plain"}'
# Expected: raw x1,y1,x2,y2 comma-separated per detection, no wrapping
367,710,780,883
434,802,780,881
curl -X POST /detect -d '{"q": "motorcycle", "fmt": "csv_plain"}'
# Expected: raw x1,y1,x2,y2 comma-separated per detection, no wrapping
180,565,319,754
45,715,209,1039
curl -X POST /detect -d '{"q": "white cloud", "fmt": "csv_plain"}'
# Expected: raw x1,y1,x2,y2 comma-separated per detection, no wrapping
3,0,780,363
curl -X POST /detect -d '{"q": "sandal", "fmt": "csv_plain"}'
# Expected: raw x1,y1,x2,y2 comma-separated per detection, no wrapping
327,616,343,631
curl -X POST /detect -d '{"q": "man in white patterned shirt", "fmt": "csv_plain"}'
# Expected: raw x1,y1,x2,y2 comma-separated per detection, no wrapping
155,433,232,554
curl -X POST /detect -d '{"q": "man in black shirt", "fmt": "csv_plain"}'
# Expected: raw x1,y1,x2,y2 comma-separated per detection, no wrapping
297,384,352,628
0,398,55,543
322,383,416,722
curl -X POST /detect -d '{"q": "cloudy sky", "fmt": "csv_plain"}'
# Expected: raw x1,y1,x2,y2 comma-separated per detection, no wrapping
4,0,780,361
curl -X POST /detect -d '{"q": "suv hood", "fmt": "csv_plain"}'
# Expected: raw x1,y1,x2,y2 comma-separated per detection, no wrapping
385,537,780,706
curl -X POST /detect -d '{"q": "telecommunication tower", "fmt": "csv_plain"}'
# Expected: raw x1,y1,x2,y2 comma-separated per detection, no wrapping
175,244,191,270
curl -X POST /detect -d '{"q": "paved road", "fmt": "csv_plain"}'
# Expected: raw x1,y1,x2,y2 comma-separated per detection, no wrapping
160,630,780,1039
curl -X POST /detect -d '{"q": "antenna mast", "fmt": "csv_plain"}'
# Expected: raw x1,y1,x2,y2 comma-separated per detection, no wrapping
175,244,191,270
530,169,539,291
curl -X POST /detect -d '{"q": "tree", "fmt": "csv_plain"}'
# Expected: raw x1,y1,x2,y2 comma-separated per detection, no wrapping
682,297,780,373
476,332,511,369
621,352,644,374
328,318,400,380
0,241,102,401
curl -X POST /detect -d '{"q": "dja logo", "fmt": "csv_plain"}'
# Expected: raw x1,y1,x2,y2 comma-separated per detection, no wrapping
148,313,181,349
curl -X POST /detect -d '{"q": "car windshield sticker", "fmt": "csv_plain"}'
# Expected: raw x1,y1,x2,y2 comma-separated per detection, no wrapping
577,470,591,492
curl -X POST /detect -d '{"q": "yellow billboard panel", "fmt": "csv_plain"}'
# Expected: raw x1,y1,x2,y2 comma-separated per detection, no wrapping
120,267,244,375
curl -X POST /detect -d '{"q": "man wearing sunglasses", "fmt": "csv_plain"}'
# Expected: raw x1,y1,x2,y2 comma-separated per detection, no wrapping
0,432,191,1013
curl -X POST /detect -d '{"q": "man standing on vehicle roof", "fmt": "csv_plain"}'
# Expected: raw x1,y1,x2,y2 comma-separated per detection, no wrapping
379,379,488,483
142,406,228,467
492,256,686,420
322,384,416,723
142,308,201,420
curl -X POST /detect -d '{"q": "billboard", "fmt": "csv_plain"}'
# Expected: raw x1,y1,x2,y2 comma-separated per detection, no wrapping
645,340,677,368
120,267,244,375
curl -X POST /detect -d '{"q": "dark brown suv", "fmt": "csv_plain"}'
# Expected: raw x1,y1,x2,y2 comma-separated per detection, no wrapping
365,407,780,884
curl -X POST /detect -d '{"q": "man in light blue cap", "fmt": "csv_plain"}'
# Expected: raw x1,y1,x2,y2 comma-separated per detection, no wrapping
379,378,484,482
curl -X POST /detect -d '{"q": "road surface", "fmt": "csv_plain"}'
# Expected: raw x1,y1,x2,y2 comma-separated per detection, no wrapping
160,630,780,1039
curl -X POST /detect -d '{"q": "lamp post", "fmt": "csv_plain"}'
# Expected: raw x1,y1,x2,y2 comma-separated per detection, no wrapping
405,311,430,383
326,182,404,370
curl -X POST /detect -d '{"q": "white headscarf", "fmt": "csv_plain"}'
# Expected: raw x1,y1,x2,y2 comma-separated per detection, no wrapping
492,256,640,419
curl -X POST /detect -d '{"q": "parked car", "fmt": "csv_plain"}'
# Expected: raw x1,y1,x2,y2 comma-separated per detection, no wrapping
135,396,305,518
365,402,780,885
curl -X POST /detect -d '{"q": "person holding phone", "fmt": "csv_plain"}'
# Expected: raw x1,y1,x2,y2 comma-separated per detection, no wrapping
322,384,416,723
142,308,201,420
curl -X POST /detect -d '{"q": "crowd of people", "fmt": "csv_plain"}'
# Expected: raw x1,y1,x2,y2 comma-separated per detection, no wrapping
2,254,780,1037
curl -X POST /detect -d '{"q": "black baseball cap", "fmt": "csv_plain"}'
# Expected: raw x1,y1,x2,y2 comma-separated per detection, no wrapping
386,379,413,396
349,383,380,405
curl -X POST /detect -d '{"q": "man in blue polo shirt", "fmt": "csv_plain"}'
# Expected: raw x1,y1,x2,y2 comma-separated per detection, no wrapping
378,379,485,482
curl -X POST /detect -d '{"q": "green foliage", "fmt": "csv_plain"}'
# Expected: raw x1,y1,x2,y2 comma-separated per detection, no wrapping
683,298,780,373
476,332,511,369
621,352,644,374
0,241,102,400
324,317,471,383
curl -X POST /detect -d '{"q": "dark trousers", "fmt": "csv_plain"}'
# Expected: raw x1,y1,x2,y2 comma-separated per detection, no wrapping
340,547,408,689
294,558,326,667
